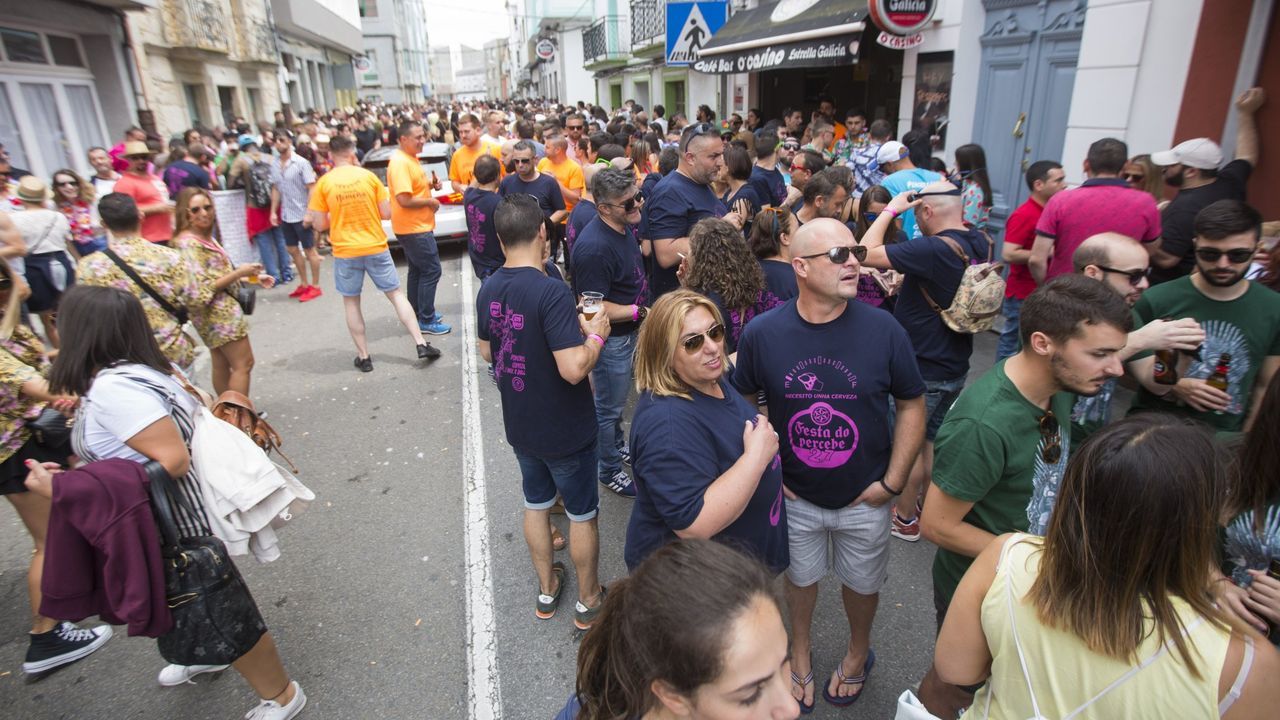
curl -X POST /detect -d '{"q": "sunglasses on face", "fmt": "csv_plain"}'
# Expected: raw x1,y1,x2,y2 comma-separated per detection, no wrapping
602,194,643,213
1121,173,1144,182
863,212,879,224
0,277,11,291
781,143,800,151
1039,411,1062,464
1095,265,1149,286
55,180,77,187
1194,247,1254,263
681,323,725,353
513,157,533,165
567,125,583,131
800,245,868,264
189,205,212,214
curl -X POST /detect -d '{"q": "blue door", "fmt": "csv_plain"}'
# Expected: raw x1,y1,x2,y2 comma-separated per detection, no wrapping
973,0,1085,242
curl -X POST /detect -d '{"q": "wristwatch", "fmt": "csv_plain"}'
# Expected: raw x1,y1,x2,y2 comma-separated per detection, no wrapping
635,305,648,321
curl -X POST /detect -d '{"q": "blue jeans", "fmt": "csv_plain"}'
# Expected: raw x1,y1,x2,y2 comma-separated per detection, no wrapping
590,332,635,481
253,226,289,283
396,231,441,326
514,444,600,521
922,375,966,441
996,296,1023,361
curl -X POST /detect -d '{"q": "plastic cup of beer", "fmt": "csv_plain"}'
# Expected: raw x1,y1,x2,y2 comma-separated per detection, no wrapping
581,292,603,321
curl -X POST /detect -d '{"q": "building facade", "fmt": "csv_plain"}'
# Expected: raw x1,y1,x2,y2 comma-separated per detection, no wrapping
271,0,362,114
484,38,508,100
0,0,150,179
358,0,431,103
429,45,455,100
517,0,595,102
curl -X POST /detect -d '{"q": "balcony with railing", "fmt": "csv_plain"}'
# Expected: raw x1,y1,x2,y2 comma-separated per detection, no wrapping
630,0,666,53
163,0,231,53
582,15,630,68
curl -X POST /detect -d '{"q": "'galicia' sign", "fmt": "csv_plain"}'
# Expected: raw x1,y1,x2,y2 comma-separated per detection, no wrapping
869,0,938,35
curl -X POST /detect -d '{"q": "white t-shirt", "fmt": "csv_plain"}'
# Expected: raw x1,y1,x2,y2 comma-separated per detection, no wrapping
11,209,70,254
76,364,199,463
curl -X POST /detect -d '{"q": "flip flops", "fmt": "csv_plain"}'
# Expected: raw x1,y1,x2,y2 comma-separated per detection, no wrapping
790,665,816,714
822,648,876,707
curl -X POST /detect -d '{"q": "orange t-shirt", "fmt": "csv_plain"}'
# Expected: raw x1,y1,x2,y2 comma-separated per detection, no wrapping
448,141,502,187
307,165,390,258
537,156,585,219
114,172,173,243
387,148,436,235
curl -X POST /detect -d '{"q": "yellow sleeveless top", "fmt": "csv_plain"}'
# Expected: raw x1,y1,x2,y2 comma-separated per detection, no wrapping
964,535,1233,719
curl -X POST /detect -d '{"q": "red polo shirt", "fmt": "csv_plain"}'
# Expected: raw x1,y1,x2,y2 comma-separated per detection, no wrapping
1004,196,1044,300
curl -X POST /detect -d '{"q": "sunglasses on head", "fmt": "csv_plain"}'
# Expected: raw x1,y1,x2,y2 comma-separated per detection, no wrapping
602,194,643,213
1039,411,1062,464
681,323,725,353
800,245,868,264
681,123,717,150
1194,247,1254,263
908,188,963,201
1095,265,1149,286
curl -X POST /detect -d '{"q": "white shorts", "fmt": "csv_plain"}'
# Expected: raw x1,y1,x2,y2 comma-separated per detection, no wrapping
784,494,891,594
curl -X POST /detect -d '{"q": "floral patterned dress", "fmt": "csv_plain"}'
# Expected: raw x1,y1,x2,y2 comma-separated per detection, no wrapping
171,231,248,349
0,325,50,464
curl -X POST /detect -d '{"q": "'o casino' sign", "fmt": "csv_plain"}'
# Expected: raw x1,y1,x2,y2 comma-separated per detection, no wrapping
869,0,938,35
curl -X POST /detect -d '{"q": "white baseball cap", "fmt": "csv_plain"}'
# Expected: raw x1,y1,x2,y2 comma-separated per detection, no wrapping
1151,138,1223,170
875,141,909,165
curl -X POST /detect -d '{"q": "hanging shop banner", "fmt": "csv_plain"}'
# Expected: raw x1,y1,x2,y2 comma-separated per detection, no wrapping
692,0,865,74
667,1,729,66
869,0,938,36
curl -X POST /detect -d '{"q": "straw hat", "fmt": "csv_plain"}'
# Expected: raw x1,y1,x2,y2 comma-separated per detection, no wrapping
16,176,50,203
123,140,154,157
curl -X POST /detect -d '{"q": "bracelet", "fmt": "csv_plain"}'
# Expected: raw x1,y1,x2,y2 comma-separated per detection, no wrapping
884,207,899,218
587,334,605,348
631,305,640,322
879,479,903,496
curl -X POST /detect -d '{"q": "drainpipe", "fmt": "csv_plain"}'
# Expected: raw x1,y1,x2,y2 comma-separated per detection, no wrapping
118,11,154,133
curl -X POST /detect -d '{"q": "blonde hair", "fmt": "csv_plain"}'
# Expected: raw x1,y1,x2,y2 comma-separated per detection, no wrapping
633,290,724,400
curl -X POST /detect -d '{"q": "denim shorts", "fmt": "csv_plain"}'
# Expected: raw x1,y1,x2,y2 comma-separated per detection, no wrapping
333,250,399,297
515,444,600,522
923,375,966,441
784,495,891,594
281,221,314,249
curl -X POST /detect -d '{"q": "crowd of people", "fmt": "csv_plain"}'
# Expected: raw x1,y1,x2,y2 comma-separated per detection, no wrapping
1,84,1280,719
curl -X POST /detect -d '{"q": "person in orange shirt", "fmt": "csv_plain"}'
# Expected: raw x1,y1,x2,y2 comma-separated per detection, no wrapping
537,134,585,263
449,113,502,194
307,135,439,371
388,120,450,336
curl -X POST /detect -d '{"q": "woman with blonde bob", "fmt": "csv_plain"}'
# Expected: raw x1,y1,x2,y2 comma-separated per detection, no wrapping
935,414,1280,719
170,187,270,396
623,289,787,575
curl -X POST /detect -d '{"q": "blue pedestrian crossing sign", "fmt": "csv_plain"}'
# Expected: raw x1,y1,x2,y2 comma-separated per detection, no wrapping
667,1,728,66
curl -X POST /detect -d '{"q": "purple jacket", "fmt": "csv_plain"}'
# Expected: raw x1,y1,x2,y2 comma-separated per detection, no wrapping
40,459,172,637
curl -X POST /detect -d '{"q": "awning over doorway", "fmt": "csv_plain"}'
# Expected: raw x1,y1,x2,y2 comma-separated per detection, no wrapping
691,0,866,74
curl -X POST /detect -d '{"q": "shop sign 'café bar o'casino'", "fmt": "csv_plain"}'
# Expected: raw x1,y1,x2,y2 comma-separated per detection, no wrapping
692,0,937,74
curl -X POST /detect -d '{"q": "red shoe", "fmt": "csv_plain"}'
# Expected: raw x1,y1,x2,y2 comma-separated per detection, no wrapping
288,285,307,299
299,285,322,302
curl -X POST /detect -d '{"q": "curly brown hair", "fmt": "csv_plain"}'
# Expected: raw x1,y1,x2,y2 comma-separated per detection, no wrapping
684,218,763,310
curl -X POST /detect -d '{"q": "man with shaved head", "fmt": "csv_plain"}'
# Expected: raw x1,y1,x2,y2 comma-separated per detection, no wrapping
857,181,993,542
732,218,926,711
1069,232,1205,440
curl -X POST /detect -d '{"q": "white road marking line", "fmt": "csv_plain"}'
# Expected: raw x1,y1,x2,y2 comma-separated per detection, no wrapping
460,255,502,719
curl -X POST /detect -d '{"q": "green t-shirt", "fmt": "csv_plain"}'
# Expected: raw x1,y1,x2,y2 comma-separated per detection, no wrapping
931,359,1075,605
1070,308,1145,444
1129,277,1280,433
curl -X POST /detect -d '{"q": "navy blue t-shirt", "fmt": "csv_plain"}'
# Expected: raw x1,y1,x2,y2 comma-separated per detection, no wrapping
475,266,595,458
499,172,566,219
464,187,504,276
731,299,926,508
565,199,597,262
755,258,798,316
884,227,991,381
645,171,726,299
702,289,757,355
571,215,649,335
626,379,788,574
748,165,787,207
163,160,211,198
722,184,762,239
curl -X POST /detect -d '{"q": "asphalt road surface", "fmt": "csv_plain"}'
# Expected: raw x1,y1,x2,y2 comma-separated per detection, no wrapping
0,248,1010,719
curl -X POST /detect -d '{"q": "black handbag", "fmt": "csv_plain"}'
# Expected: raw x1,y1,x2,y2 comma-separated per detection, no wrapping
28,407,72,447
143,461,266,666
231,284,256,315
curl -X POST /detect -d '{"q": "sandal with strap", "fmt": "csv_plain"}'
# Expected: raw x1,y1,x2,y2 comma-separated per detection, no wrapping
790,664,816,714
551,526,567,552
822,648,876,707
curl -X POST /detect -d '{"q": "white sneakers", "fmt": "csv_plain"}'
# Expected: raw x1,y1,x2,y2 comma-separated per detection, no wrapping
244,681,307,720
157,662,231,686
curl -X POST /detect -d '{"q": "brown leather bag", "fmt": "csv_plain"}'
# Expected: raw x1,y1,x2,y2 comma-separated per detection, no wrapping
211,391,299,473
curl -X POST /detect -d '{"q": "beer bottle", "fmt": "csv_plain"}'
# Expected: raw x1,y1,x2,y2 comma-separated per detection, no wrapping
1206,353,1231,414
1153,349,1178,385
430,170,440,189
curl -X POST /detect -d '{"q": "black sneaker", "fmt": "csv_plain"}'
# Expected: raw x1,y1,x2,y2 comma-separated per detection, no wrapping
24,622,113,676
601,470,636,498
354,356,373,373
618,443,632,466
417,342,441,360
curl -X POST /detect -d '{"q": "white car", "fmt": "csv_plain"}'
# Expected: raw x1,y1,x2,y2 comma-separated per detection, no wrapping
361,143,468,245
